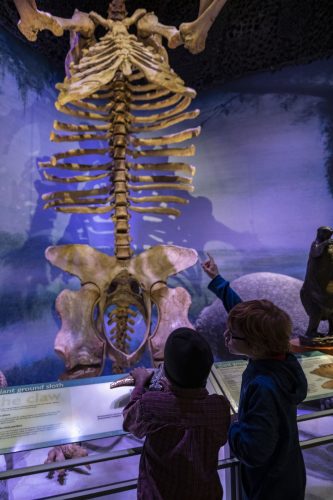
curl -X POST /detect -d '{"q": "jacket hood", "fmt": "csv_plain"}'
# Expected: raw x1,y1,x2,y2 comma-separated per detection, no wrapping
247,353,307,404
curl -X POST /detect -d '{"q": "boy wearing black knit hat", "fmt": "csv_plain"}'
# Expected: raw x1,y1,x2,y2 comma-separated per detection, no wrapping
123,327,231,500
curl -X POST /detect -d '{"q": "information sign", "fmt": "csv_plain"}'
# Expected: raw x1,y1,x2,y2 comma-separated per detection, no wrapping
0,376,133,454
211,352,333,413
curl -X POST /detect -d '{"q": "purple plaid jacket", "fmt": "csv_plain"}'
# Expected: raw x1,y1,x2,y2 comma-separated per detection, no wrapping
123,382,230,500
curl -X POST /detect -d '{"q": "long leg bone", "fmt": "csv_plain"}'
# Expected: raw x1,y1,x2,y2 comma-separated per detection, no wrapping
137,12,182,49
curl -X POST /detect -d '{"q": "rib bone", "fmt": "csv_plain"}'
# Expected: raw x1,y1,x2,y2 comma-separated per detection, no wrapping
130,127,201,146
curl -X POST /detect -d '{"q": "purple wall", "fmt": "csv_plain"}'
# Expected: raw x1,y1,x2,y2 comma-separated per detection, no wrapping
0,26,332,381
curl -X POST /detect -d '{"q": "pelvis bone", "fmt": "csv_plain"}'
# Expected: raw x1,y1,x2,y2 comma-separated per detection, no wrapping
46,243,197,378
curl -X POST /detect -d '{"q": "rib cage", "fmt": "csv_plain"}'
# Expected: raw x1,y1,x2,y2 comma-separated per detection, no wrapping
40,22,200,261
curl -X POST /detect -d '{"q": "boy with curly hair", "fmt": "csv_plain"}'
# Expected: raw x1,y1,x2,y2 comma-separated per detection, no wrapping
202,254,307,500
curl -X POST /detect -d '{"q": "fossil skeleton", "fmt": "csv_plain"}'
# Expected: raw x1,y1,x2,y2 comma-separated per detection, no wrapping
45,443,91,484
13,0,229,376
14,0,229,55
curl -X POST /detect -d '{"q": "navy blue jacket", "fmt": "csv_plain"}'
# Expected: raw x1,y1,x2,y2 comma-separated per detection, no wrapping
209,275,307,500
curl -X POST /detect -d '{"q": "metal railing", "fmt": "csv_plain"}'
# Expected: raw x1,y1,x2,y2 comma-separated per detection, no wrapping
0,408,332,500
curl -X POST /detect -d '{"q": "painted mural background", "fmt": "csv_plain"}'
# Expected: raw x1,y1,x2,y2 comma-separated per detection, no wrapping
0,26,332,383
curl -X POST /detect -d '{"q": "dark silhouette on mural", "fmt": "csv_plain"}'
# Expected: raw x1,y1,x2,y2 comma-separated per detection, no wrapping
300,226,333,339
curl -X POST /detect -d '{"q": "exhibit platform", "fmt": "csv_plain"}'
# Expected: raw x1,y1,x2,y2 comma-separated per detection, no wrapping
290,338,333,355
0,360,332,499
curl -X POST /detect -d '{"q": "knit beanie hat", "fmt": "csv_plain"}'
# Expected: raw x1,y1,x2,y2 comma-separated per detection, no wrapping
163,327,214,388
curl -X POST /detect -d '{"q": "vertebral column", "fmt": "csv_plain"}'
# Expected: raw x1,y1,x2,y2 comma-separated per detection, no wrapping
111,72,132,261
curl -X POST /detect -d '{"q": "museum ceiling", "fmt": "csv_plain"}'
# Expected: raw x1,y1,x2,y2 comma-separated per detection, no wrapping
0,0,333,88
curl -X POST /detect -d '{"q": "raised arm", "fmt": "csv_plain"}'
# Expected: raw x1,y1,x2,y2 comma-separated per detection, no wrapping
198,0,216,16
13,0,63,41
14,0,96,41
180,0,229,54
136,1,228,54
136,12,182,49
202,253,242,312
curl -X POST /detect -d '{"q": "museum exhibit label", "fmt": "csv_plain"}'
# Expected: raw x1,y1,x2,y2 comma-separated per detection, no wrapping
0,375,132,454
211,352,333,413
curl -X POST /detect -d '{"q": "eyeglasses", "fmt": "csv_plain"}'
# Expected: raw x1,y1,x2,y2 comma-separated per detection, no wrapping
225,328,247,342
